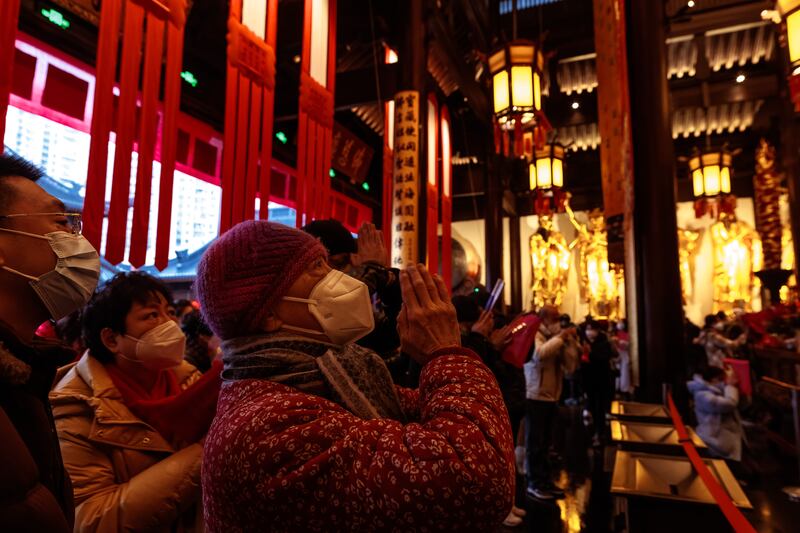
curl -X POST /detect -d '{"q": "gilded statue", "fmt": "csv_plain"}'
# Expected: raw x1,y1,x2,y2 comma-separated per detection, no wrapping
753,139,785,270
529,214,571,310
566,204,621,319
709,212,762,312
678,228,701,303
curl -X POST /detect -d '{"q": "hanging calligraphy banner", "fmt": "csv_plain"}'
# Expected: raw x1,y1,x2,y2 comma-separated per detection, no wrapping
219,0,279,235
391,90,420,268
82,0,187,269
593,0,633,265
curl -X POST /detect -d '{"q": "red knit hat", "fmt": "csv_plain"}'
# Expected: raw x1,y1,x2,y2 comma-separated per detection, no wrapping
195,220,326,339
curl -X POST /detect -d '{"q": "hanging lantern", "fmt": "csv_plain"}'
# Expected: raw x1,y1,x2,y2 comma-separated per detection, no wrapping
688,147,733,198
779,0,800,68
776,1,800,110
529,142,565,191
489,40,544,131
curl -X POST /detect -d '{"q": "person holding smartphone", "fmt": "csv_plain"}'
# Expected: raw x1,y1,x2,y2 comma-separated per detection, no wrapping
524,305,580,500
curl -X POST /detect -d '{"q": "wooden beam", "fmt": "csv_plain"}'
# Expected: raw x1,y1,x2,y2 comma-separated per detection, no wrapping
427,15,491,123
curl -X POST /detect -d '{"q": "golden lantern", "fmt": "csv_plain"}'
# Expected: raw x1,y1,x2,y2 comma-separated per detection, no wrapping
779,0,800,68
529,142,565,191
688,147,733,198
489,40,545,130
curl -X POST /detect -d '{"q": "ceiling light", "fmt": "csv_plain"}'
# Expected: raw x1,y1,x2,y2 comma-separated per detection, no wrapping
292,55,301,64
736,73,746,83
687,0,695,8
571,101,580,110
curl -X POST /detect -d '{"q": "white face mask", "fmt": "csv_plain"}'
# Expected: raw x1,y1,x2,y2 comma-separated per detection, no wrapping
281,269,375,345
117,320,187,370
0,229,100,320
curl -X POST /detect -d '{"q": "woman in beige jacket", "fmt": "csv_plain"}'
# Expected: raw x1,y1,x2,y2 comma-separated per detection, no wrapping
50,273,218,532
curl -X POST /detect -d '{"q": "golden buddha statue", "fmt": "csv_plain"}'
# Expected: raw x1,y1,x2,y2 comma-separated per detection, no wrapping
678,228,701,303
566,205,621,319
709,212,762,312
529,214,571,310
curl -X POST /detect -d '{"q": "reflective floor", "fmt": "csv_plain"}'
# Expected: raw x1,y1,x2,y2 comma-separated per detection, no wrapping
501,404,800,532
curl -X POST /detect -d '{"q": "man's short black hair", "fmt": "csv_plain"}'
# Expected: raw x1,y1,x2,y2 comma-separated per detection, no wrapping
0,152,45,215
83,272,174,363
701,366,726,383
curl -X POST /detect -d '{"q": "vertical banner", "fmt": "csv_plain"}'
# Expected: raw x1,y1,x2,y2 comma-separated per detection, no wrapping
390,90,420,268
83,0,187,269
0,0,21,148
382,48,397,252
220,0,279,234
440,105,453,293
294,0,337,227
594,0,638,383
426,93,439,272
593,0,633,265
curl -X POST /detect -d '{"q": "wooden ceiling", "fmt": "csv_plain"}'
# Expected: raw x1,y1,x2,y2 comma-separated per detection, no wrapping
16,0,789,222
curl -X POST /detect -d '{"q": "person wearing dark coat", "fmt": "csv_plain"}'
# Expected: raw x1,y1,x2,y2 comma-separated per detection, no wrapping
583,320,617,444
0,153,101,531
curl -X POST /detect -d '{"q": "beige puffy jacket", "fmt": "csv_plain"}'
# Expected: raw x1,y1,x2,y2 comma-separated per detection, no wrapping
50,353,204,533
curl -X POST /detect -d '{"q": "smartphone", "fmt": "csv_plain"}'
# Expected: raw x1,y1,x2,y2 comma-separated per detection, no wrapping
485,279,505,312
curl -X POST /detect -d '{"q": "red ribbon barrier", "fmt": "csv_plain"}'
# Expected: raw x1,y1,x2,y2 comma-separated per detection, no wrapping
666,393,756,533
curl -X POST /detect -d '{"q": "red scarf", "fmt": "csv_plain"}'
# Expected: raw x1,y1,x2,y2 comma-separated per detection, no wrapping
105,359,222,447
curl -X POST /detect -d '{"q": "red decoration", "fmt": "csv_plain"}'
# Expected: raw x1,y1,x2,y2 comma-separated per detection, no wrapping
790,73,800,113
220,0,280,234
83,0,187,269
532,188,566,217
0,0,21,148
294,0,338,227
426,94,439,273
441,105,453,293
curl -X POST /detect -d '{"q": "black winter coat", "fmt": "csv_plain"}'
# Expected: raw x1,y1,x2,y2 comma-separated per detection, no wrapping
0,322,74,532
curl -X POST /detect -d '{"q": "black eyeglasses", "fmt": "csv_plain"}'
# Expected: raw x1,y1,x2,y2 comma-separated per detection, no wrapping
0,213,83,235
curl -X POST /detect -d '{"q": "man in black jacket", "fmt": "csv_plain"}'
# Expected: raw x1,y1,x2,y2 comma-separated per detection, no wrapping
583,320,617,445
0,153,99,531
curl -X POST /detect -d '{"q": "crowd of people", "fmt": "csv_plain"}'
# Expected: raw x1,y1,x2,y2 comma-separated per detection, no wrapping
0,151,658,531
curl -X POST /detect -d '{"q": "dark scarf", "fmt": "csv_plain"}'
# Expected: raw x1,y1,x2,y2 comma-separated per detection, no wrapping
221,333,405,421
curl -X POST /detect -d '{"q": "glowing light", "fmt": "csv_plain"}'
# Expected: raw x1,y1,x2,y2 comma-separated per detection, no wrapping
275,131,288,144
735,73,746,83
361,182,370,191
180,71,198,88
571,101,580,110
687,0,695,7
41,8,70,29
329,168,336,178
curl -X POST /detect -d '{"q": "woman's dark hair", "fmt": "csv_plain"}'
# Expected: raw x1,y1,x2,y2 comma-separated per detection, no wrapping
702,366,726,383
82,272,174,363
704,314,717,329
181,310,213,339
55,310,84,349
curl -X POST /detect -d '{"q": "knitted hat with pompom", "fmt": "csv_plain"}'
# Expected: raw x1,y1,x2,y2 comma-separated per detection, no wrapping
195,220,326,339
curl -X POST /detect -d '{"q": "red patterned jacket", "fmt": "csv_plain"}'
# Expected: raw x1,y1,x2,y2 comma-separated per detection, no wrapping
202,350,515,532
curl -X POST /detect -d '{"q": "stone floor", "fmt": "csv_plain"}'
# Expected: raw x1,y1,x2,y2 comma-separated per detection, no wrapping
499,404,800,532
